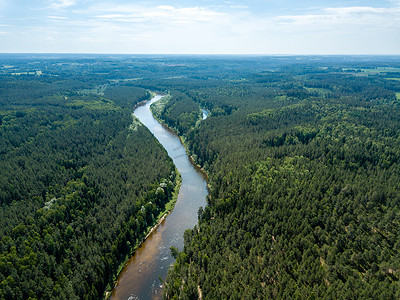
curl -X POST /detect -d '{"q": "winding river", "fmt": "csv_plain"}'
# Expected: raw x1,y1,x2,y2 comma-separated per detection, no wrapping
110,95,208,300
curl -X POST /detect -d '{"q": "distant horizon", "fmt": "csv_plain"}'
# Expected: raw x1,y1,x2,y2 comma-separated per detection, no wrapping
0,53,399,57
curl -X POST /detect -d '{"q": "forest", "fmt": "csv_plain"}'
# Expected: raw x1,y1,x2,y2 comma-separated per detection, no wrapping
1,54,400,299
0,59,178,299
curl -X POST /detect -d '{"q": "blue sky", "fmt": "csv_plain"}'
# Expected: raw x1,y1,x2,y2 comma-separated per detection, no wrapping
0,0,399,54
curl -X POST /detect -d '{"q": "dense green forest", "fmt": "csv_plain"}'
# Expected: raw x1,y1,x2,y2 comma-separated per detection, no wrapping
0,64,177,299
153,60,400,299
1,54,400,299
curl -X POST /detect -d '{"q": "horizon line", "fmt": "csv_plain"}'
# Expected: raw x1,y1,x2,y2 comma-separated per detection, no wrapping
0,53,400,57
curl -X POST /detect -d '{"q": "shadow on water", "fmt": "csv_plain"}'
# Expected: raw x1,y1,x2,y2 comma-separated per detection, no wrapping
110,95,208,300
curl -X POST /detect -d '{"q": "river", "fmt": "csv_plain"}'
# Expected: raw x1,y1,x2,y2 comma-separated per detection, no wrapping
110,95,208,300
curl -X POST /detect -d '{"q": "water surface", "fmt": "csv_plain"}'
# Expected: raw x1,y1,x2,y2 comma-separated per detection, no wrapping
201,108,209,120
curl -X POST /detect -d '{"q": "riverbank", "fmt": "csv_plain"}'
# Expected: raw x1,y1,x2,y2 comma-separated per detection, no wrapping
149,100,209,181
103,168,182,299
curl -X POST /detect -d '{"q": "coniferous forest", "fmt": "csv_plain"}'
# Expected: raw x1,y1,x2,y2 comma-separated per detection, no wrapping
1,54,400,299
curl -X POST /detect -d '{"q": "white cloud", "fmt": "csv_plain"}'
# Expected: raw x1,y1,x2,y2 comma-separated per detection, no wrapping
50,0,76,10
324,6,386,14
96,14,125,19
275,4,400,28
47,16,68,19
157,5,175,11
229,5,248,9
92,5,225,24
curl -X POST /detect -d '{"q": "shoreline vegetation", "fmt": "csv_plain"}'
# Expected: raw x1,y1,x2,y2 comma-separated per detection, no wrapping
104,170,182,299
104,93,183,299
150,95,209,182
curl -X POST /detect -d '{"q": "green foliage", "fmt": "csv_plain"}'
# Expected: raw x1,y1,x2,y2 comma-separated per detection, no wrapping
0,76,176,299
170,246,179,260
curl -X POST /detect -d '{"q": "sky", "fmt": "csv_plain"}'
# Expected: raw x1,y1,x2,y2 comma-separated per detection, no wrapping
0,0,399,54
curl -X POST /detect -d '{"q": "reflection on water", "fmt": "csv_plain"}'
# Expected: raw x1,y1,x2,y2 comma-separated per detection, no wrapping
201,108,209,120
110,95,208,300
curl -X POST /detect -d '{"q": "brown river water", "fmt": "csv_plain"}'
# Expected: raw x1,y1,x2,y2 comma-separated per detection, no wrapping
110,95,208,300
